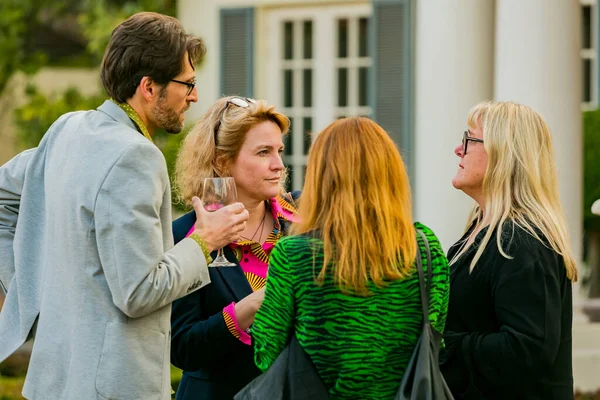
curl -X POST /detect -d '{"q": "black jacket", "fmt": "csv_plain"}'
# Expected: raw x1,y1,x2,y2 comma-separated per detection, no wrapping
171,191,300,400
440,222,574,400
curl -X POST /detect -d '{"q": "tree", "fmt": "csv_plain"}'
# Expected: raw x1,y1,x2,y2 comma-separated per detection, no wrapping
583,109,600,299
78,0,177,63
7,0,183,207
0,0,176,93
0,0,47,93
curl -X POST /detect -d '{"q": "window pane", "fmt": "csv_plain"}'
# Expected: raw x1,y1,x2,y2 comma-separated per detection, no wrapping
338,19,348,58
582,6,592,50
338,68,348,107
284,128,293,156
303,69,312,107
584,58,592,103
359,17,369,57
284,69,293,107
284,22,294,59
303,21,313,59
303,118,312,155
358,67,368,106
285,164,294,191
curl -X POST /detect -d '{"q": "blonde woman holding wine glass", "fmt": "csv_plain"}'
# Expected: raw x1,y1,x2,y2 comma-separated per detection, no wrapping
170,96,298,400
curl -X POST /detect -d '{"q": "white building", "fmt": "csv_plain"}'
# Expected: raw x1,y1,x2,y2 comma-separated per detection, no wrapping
179,0,589,256
179,0,598,391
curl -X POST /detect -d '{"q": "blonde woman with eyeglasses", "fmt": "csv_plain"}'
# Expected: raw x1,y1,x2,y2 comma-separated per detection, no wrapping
440,101,577,400
170,96,298,400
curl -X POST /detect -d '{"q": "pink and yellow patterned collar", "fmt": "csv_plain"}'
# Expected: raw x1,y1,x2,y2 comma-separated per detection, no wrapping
270,193,299,224
235,193,298,247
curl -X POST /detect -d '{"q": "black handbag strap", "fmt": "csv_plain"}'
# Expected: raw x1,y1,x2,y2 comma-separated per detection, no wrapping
415,229,432,325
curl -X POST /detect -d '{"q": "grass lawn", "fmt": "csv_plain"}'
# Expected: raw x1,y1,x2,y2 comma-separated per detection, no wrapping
0,366,183,399
0,375,25,400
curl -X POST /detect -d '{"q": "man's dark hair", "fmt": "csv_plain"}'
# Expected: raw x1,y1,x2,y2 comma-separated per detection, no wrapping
100,12,206,102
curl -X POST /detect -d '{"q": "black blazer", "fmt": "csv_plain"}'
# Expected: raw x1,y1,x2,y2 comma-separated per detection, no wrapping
440,222,574,400
171,210,259,400
171,191,300,400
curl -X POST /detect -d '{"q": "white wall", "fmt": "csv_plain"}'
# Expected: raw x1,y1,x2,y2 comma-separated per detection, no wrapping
179,0,583,261
413,0,495,250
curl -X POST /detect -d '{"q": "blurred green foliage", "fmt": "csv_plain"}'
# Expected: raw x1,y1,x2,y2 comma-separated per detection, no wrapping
78,0,177,63
6,0,185,208
13,86,187,210
583,109,600,232
155,126,189,211
0,0,176,93
0,0,46,92
14,86,105,149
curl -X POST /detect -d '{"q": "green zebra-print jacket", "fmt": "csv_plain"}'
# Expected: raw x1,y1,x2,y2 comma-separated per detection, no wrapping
252,222,450,400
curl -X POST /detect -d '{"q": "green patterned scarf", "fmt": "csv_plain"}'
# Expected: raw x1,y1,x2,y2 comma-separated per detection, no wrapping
113,100,153,143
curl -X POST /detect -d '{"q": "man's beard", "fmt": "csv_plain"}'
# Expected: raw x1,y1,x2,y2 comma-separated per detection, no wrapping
154,90,185,134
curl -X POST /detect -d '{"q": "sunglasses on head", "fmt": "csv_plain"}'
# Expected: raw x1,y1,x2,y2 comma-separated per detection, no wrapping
213,97,256,144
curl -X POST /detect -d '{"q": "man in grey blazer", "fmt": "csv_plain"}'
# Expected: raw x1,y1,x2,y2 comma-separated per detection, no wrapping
0,12,249,400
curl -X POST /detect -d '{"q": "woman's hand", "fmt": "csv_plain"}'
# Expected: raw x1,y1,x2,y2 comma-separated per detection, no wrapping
234,288,266,330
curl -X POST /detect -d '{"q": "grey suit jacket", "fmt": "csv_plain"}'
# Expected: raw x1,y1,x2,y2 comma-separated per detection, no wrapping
0,100,210,400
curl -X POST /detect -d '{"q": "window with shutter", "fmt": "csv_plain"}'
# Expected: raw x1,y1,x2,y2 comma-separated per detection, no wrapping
581,0,598,110
220,8,254,97
266,5,372,191
372,0,414,184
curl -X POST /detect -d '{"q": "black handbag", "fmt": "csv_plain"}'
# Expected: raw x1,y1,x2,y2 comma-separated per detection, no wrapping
396,229,454,400
234,335,329,400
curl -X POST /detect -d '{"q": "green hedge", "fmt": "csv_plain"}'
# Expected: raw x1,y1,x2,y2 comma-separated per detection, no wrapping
583,108,600,232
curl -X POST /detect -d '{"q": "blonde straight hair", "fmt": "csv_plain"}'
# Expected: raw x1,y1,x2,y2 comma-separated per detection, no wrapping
175,96,290,205
292,117,417,295
450,101,577,281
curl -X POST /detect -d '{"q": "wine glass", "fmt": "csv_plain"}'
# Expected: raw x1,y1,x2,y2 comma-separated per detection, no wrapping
202,177,238,267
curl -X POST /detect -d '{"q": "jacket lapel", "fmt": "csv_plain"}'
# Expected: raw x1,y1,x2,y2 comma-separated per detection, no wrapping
97,100,138,132
215,246,253,302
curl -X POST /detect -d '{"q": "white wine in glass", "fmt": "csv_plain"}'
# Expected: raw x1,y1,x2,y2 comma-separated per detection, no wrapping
202,177,238,267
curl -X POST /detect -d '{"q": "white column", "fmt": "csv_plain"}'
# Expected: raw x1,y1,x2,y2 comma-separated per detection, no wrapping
494,0,582,265
414,1,495,251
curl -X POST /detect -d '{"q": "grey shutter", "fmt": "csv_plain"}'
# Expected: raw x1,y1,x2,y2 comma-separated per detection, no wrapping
220,8,254,97
597,4,600,106
371,0,414,183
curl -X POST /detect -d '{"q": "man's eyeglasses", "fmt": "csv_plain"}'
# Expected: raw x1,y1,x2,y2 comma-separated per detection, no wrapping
214,97,256,144
462,130,484,155
170,79,196,96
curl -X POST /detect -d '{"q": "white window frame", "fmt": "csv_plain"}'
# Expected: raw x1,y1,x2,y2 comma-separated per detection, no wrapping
266,4,372,190
333,15,373,118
